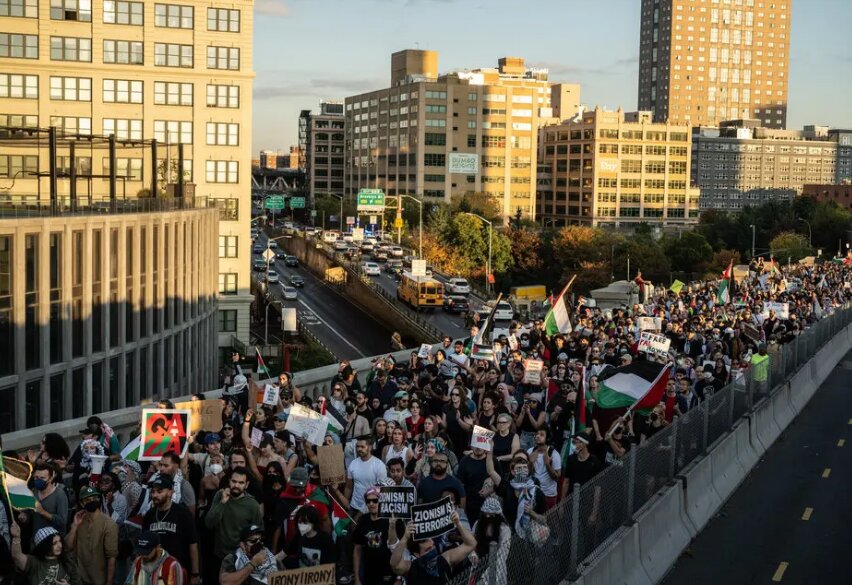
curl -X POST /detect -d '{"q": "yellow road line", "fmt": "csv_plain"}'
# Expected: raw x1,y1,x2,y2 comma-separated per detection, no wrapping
839,439,846,447
772,562,790,582
801,507,813,521
822,468,831,478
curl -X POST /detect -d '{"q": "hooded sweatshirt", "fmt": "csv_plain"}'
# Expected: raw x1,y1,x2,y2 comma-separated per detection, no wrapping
204,490,262,558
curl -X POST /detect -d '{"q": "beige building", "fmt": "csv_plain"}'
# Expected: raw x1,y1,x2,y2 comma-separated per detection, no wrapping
345,49,581,220
538,108,700,227
638,0,792,129
0,0,254,358
693,121,852,211
299,101,345,206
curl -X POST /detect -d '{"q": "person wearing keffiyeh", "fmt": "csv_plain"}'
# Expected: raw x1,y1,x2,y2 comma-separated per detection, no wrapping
219,524,287,585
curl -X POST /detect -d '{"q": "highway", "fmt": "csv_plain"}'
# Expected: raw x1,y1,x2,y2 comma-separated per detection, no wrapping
253,233,393,360
661,349,852,585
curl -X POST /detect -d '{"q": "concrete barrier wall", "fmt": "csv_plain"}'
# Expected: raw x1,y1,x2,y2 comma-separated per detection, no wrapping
571,320,852,585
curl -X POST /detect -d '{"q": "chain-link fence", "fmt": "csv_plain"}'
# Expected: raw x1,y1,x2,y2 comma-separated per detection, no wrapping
448,305,852,585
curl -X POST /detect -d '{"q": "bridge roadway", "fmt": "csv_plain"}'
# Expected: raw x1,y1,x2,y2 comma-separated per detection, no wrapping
661,351,852,585
254,233,393,360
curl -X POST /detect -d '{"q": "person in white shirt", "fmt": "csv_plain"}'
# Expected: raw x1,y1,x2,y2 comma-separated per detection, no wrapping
344,437,388,516
449,341,470,368
383,391,411,428
526,428,562,510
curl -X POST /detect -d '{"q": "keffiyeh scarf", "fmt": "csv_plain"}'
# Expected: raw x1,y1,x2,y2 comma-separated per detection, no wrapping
509,475,537,537
234,546,277,584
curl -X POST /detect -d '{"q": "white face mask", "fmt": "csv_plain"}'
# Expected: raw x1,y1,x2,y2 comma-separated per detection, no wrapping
297,523,313,536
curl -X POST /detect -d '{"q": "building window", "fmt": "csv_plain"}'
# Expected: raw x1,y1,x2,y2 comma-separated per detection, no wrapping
218,309,237,332
56,155,91,174
103,79,142,103
218,273,237,295
0,74,37,99
207,84,239,108
154,81,192,106
50,116,91,135
424,133,446,146
0,155,37,178
0,236,11,377
154,43,193,68
103,118,142,140
0,33,38,59
0,114,37,128
207,7,239,32
425,91,447,99
103,157,142,180
49,76,91,101
206,46,239,70
154,3,193,28
206,122,239,146
424,153,445,167
51,0,91,21
103,40,143,65
210,197,238,221
0,0,37,18
103,0,143,24
153,120,192,144
218,235,238,258
50,36,91,62
206,160,238,183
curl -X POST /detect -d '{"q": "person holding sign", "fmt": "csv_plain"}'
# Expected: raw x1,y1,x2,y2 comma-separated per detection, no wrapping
389,509,476,585
352,487,396,585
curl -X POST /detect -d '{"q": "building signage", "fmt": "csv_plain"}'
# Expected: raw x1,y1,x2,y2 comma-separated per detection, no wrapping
599,159,618,173
448,153,479,175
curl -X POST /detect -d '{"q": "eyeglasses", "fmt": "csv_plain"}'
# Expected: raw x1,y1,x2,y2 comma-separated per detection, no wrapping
246,537,263,545
366,499,379,504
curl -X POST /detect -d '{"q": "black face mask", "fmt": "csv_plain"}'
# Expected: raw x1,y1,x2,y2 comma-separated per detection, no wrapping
345,403,355,415
248,542,263,556
83,500,100,513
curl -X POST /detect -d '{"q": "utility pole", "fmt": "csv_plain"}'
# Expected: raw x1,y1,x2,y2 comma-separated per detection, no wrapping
750,224,756,260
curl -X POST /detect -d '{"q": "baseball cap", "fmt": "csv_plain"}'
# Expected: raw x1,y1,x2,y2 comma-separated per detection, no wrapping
393,390,409,400
276,411,288,421
204,433,221,445
289,467,308,488
79,485,101,500
239,524,264,542
150,475,174,491
134,531,160,556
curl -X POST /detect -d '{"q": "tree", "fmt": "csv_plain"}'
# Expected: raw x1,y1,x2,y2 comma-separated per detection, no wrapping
703,249,741,279
449,192,502,223
770,231,812,263
809,201,852,252
663,231,713,273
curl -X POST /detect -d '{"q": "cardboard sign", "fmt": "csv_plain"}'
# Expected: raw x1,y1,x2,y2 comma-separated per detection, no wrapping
250,427,263,448
417,343,432,359
762,301,790,319
507,334,518,351
637,316,661,331
523,359,544,385
378,485,416,519
317,444,345,486
638,332,671,356
174,399,223,435
262,384,279,406
285,403,328,445
471,425,495,451
268,564,336,585
412,496,455,541
139,409,191,461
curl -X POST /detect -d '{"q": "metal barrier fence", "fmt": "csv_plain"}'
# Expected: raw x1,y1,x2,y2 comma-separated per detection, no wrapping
449,306,852,585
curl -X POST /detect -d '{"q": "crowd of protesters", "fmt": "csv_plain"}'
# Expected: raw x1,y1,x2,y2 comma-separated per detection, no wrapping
0,255,849,585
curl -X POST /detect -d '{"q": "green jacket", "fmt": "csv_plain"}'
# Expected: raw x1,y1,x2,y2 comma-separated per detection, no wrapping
204,489,262,558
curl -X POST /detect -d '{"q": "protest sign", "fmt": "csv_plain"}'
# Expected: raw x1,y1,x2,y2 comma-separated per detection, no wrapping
262,384,279,406
250,427,263,448
417,343,431,359
638,331,671,356
637,316,661,331
139,409,191,461
762,301,789,319
378,485,416,519
507,334,518,351
471,425,495,451
174,399,223,435
412,496,455,541
268,564,335,585
285,403,328,445
523,359,544,385
670,280,685,294
317,444,345,486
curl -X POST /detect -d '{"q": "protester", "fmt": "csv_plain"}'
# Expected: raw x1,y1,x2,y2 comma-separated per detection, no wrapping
344,437,388,516
389,511,476,584
141,475,199,582
352,487,395,585
218,525,283,585
204,467,262,582
126,531,186,585
10,523,80,585
65,486,119,585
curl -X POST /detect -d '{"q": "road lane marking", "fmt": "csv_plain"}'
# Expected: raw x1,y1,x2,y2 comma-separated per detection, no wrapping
296,297,366,358
838,439,846,447
801,508,813,521
772,562,789,581
822,468,831,478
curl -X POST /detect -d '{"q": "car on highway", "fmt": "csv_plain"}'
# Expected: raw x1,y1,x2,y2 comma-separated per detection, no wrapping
362,262,381,276
252,244,264,254
267,240,278,250
253,260,266,272
284,255,299,267
443,295,470,314
373,249,389,263
359,241,374,253
345,246,361,261
492,300,514,321
322,230,341,244
288,275,304,287
385,258,403,273
333,239,348,251
283,221,294,230
251,229,259,241
276,250,288,259
266,270,280,284
282,286,298,300
389,246,404,257
445,278,471,295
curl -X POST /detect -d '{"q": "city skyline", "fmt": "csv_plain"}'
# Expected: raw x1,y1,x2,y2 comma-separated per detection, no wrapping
252,0,852,152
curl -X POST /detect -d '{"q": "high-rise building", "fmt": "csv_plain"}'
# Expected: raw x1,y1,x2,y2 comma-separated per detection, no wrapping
0,0,255,360
299,101,345,207
345,49,580,220
538,108,700,228
638,0,792,129
692,121,852,211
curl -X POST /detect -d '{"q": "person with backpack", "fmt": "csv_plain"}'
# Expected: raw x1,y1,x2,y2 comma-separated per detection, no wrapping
526,428,562,510
126,531,186,585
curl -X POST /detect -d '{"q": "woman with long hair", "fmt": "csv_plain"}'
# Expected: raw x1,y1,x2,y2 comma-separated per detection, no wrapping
442,385,474,459
382,426,412,465
10,524,81,585
260,461,286,544
370,418,389,459
476,392,499,431
471,497,512,585
405,400,426,441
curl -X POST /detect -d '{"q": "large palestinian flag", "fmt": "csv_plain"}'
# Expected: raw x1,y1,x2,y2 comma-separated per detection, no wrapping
595,360,671,413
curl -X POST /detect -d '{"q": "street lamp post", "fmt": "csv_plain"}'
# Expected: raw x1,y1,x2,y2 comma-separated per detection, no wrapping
750,224,756,260
463,212,492,296
797,217,812,247
399,194,423,259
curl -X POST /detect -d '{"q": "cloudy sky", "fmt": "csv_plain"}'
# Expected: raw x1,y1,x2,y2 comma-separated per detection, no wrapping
252,0,852,152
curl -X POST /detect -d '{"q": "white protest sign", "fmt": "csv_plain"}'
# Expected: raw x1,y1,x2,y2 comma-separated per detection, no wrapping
762,301,789,319
507,334,518,351
638,331,671,356
417,343,431,359
637,316,661,331
250,427,263,448
285,403,328,445
523,359,544,385
471,425,495,451
262,384,278,406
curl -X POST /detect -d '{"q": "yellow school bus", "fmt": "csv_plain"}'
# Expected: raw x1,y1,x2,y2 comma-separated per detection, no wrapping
397,272,444,310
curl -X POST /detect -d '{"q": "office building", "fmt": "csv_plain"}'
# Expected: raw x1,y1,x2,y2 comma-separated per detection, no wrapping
692,121,852,211
0,0,255,361
638,0,792,129
299,101,345,207
345,49,581,220
802,183,852,210
538,108,699,227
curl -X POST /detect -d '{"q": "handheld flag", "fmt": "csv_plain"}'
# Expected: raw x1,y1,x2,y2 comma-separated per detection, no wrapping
472,293,503,348
595,361,671,415
0,453,36,510
255,347,270,378
308,486,354,540
544,276,576,336
670,280,685,295
718,259,734,304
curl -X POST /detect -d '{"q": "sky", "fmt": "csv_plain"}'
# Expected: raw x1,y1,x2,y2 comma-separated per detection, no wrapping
251,0,852,153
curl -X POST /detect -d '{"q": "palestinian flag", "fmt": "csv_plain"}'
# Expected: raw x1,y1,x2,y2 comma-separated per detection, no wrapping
308,487,353,540
670,280,685,295
255,347,270,378
718,259,734,304
0,453,36,509
544,282,572,336
595,361,671,414
470,293,503,351
120,435,141,461
470,344,495,362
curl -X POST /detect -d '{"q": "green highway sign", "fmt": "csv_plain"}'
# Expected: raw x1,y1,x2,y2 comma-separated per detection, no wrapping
265,196,286,210
357,189,385,212
289,197,306,209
